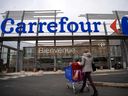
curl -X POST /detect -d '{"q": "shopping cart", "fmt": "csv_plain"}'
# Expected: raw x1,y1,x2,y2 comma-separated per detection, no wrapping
64,65,83,93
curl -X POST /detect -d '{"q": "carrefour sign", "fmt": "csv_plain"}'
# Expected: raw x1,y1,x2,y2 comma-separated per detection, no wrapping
1,16,128,35
110,16,128,35
121,16,128,35
1,17,101,34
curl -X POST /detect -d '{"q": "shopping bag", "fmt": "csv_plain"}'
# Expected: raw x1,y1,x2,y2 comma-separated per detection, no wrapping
92,62,96,71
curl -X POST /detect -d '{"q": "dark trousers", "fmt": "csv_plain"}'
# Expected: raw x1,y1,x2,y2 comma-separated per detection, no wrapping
80,72,97,92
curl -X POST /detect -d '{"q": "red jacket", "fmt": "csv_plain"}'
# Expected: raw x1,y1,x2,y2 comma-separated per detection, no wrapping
71,62,83,81
71,62,82,70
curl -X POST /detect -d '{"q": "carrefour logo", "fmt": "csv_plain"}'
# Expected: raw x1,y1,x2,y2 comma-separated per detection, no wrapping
0,17,101,34
121,16,128,35
110,16,128,35
1,16,128,35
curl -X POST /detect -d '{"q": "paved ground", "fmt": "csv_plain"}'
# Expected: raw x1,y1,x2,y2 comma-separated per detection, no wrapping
92,70,128,83
0,71,128,96
0,69,128,83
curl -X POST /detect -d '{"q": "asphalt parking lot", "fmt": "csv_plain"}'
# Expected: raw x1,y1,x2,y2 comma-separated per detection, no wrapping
0,73,128,96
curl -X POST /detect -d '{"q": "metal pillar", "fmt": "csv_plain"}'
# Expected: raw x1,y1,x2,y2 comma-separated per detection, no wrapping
115,11,122,31
71,25,74,60
103,22,111,69
125,39,128,68
54,10,57,71
115,11,128,69
16,11,25,72
86,14,92,53
6,48,10,69
0,11,9,60
34,18,40,71
122,40,128,68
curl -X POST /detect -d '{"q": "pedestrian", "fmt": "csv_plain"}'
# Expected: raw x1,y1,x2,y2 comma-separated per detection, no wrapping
79,50,98,96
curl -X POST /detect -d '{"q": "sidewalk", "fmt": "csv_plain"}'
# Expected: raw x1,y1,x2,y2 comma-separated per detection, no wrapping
93,69,128,88
1,69,127,75
0,69,128,88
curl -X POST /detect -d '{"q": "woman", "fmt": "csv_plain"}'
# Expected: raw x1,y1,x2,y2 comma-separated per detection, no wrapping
80,51,98,96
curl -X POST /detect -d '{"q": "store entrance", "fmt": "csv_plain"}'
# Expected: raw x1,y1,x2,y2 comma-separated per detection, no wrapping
23,39,127,71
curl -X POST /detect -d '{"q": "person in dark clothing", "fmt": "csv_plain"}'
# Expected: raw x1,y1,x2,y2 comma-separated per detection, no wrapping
79,51,98,96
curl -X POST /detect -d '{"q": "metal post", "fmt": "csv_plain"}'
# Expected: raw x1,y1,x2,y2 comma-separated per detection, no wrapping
19,51,23,72
125,39,128,68
0,11,9,59
16,11,25,72
115,11,127,69
123,40,128,68
114,11,122,31
103,22,111,69
71,25,74,60
86,14,92,53
120,40,126,68
6,48,10,70
103,22,108,36
34,18,40,71
16,38,20,72
54,10,57,71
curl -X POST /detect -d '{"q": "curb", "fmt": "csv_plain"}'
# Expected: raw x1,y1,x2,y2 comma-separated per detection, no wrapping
94,81,128,88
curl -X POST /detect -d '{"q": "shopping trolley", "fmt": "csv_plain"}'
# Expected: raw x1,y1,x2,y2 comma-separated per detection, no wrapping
64,65,83,93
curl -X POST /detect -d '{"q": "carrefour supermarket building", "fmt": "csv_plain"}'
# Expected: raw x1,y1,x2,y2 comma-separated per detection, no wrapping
0,10,128,72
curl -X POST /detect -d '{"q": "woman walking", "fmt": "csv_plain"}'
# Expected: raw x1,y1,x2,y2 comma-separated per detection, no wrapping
79,51,98,96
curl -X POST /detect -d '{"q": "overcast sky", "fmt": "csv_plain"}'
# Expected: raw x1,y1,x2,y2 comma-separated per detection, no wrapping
0,0,128,20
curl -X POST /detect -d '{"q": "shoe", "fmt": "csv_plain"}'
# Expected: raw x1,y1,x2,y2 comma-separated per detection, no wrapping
91,91,98,96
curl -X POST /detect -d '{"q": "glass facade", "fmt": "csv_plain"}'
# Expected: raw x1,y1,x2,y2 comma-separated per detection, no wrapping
0,39,127,72
0,46,17,72
23,47,35,71
22,38,126,71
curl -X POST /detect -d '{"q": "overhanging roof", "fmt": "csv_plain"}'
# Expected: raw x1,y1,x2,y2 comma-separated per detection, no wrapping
80,11,128,20
113,11,128,15
79,14,116,20
1,10,63,20
113,11,128,18
0,35,128,41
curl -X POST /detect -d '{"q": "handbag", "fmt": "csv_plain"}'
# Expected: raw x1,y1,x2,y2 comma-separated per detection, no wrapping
92,62,96,71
